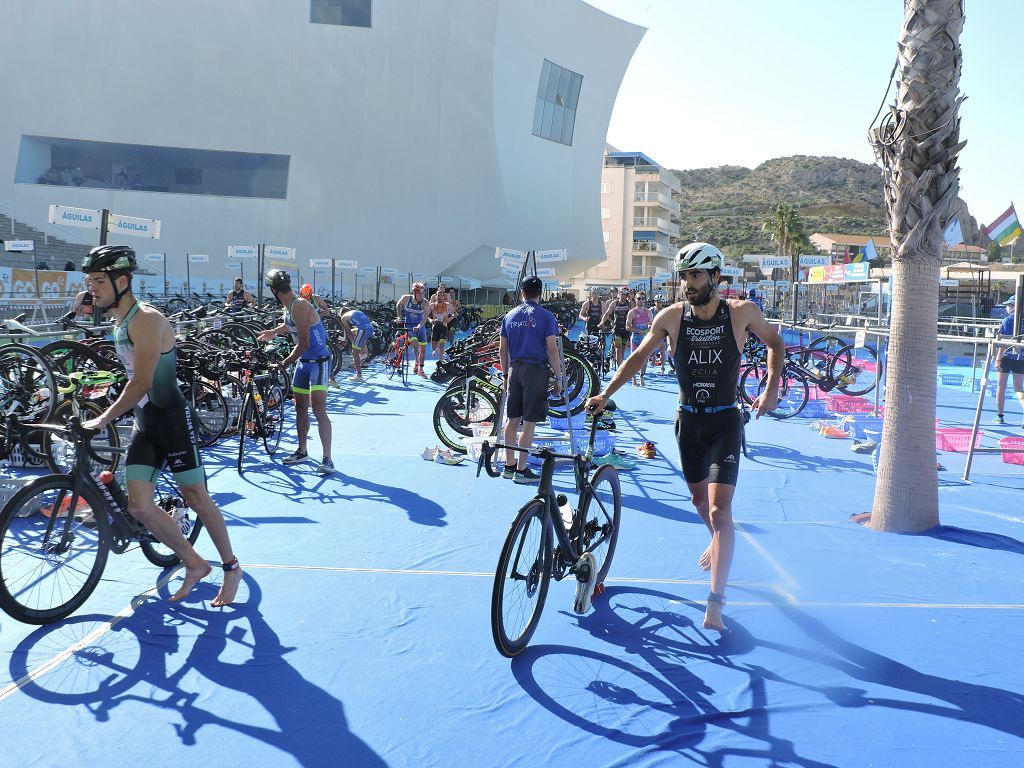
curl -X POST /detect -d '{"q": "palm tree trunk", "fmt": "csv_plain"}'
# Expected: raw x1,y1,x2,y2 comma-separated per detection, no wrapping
869,0,965,532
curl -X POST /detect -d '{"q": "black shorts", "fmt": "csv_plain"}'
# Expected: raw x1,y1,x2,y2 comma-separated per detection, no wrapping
506,362,549,423
613,330,630,347
126,401,205,486
675,407,742,486
430,322,448,342
586,322,601,336
996,355,1024,375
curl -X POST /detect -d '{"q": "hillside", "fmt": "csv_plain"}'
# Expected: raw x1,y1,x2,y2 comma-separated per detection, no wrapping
669,155,984,258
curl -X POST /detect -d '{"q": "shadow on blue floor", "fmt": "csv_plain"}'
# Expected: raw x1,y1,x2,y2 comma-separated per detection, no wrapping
927,525,1024,556
9,575,386,768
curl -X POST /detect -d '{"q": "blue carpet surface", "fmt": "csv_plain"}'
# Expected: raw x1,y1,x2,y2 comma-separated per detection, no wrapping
0,345,1022,768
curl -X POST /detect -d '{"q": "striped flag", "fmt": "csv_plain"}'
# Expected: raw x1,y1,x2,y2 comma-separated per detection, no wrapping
985,204,1022,247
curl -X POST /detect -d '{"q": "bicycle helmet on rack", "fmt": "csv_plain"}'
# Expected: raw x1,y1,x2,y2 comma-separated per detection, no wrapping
265,269,292,294
81,245,137,308
674,242,723,274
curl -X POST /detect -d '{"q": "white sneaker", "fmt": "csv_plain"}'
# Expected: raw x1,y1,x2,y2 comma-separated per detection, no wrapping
420,446,437,462
572,552,598,615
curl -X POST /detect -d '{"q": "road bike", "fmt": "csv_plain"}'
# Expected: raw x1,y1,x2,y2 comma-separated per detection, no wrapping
479,401,622,658
234,365,285,473
385,330,411,385
0,419,202,624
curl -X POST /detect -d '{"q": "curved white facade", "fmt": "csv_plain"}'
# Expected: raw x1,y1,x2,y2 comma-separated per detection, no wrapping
0,1,643,294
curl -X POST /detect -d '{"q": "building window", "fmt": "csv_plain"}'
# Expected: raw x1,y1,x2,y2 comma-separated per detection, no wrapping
631,256,644,275
600,208,610,220
532,59,583,146
17,135,290,199
311,0,371,27
603,231,610,243
601,182,611,194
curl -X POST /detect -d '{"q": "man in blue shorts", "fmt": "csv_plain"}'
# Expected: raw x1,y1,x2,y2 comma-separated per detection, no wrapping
993,296,1024,426
395,282,429,377
258,270,335,474
338,305,375,382
80,245,243,606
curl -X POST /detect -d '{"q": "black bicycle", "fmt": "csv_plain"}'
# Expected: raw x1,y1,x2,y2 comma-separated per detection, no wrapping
234,366,286,474
479,401,622,658
0,419,203,624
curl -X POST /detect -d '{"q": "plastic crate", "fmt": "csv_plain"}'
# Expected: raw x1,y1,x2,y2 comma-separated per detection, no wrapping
797,399,830,419
548,413,586,431
570,429,615,457
935,427,983,452
826,395,874,414
841,415,884,440
940,373,965,387
460,436,489,462
951,356,972,366
526,437,573,467
998,436,1024,466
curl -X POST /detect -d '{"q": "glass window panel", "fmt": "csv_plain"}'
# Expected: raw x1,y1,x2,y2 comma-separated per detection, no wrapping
311,0,371,28
17,135,290,199
531,59,582,146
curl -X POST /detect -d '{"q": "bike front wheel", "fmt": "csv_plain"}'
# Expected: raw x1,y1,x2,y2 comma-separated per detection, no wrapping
491,499,552,658
758,370,810,418
830,343,879,397
0,476,110,624
261,384,286,455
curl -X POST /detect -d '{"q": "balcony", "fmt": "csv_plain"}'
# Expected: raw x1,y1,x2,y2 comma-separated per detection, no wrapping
634,191,680,214
632,241,668,255
633,217,676,235
633,165,682,193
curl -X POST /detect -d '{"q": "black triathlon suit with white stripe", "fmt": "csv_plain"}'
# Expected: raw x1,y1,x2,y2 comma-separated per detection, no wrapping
673,299,742,486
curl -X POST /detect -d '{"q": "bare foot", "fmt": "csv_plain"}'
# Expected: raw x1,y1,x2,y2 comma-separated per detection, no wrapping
698,544,713,571
211,566,243,607
168,560,212,602
704,601,725,632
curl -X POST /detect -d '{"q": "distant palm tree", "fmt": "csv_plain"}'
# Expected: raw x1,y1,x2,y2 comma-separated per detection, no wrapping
762,203,807,299
868,0,965,532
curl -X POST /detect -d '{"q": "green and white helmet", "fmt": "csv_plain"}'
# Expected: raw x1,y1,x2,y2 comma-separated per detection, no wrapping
674,242,723,273
81,244,137,274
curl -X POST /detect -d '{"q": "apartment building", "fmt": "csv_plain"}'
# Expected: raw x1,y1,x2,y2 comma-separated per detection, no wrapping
572,148,681,295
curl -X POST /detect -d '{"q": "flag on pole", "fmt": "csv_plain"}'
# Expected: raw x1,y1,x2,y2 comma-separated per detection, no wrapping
984,204,1022,247
864,237,880,264
943,217,964,248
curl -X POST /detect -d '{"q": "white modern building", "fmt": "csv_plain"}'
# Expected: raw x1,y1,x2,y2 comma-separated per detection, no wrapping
0,0,643,297
571,147,681,296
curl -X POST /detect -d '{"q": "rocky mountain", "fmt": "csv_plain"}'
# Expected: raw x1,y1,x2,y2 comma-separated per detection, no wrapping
669,155,984,257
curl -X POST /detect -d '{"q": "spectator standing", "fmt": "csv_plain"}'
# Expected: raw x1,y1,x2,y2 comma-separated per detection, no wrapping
499,276,563,485
993,296,1024,426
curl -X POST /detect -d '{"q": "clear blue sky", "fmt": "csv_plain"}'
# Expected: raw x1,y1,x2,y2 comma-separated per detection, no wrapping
585,0,1018,229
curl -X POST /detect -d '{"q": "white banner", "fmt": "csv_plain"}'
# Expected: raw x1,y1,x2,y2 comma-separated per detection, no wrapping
412,272,426,280
501,265,521,276
500,258,525,270
495,247,527,263
48,204,102,230
759,256,790,274
188,253,209,263
543,280,560,289
654,271,672,281
143,253,164,262
439,275,455,284
721,266,743,278
535,268,557,277
107,212,161,239
380,267,397,275
266,245,295,260
394,272,409,282
3,240,33,251
334,259,358,269
229,245,257,259
939,278,959,287
537,248,567,263
309,259,331,268
798,254,829,267
357,267,376,276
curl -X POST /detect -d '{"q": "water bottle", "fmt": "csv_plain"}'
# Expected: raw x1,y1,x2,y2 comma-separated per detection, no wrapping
556,493,573,530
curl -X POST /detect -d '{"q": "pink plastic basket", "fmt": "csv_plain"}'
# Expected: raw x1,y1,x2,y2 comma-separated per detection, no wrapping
826,395,874,414
935,427,983,452
998,436,1024,466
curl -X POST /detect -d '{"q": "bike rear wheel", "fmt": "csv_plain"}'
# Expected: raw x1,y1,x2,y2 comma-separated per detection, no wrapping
139,471,205,568
182,380,229,447
492,499,552,658
830,343,879,396
578,464,622,585
261,384,285,455
432,385,499,453
759,369,810,418
0,476,109,624
41,400,121,475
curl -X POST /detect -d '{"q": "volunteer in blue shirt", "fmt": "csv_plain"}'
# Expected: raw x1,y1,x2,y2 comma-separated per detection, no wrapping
499,276,562,485
993,296,1024,426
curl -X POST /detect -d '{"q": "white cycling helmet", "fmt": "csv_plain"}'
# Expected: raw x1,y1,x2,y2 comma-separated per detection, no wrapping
674,242,723,273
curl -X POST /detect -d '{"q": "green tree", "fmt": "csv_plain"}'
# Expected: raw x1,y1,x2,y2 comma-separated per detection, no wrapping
986,242,1001,263
868,0,965,532
761,202,807,278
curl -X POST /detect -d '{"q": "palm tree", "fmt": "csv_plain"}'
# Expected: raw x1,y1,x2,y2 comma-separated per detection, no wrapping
868,0,965,532
762,203,807,312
